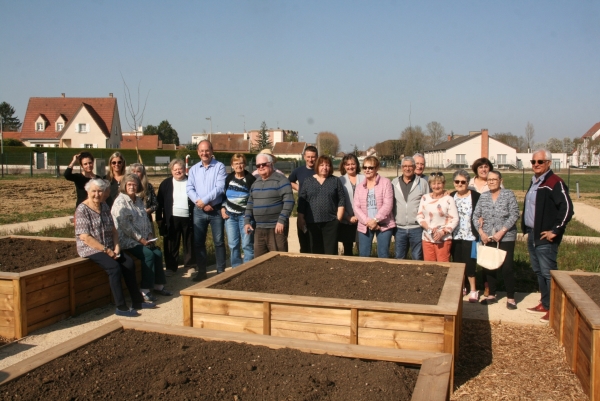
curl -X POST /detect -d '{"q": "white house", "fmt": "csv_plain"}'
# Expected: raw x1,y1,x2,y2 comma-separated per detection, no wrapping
571,122,600,167
424,129,518,169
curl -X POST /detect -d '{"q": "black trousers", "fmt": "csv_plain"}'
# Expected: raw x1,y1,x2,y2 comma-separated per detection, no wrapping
451,239,477,278
88,252,143,308
482,241,516,299
298,225,312,253
164,216,195,272
307,220,339,255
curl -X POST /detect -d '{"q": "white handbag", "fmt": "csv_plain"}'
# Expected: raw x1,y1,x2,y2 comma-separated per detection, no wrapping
477,241,506,270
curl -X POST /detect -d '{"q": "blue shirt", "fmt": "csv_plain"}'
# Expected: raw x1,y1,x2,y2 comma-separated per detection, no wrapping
524,169,551,229
186,158,227,206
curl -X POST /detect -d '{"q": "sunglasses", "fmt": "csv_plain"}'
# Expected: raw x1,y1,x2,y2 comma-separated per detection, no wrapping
256,162,270,169
111,160,123,165
362,166,376,171
430,172,444,177
453,180,467,185
530,160,548,165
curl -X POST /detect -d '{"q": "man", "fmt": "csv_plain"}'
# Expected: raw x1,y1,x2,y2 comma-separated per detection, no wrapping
187,140,227,281
523,149,573,323
413,153,428,182
391,156,430,260
245,153,295,257
288,145,318,253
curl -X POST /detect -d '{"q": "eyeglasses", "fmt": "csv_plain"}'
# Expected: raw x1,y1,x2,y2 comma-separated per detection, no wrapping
256,162,270,169
401,165,414,169
530,160,548,165
111,160,123,165
454,180,467,185
487,178,499,182
362,166,376,171
430,172,444,177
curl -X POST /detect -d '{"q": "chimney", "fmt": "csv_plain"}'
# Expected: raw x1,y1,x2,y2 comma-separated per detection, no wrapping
481,129,489,159
447,134,452,142
109,93,113,98
61,93,65,98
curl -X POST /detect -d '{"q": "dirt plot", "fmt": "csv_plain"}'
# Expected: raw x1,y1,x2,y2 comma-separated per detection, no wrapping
212,255,448,305
0,330,418,401
0,238,78,272
571,274,600,306
0,178,76,216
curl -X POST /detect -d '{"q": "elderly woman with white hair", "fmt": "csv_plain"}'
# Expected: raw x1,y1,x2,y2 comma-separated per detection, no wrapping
75,178,152,317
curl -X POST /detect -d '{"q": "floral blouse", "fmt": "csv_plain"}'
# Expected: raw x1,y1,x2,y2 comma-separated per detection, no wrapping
111,193,153,250
453,195,476,241
416,194,459,243
75,202,115,258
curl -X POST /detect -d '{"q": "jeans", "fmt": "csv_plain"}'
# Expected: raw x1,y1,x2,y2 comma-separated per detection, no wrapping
527,229,558,309
358,229,393,258
395,227,423,260
224,213,254,267
193,206,226,274
126,244,166,290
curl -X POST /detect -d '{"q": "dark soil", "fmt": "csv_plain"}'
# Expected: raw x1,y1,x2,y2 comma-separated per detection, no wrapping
212,255,448,305
572,274,600,307
0,238,78,273
0,330,418,400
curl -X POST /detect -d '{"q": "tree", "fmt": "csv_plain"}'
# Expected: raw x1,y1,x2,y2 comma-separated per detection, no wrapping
1,138,24,146
121,75,150,164
253,121,272,151
374,139,405,162
283,130,298,142
525,122,535,151
400,125,428,156
316,131,340,156
562,137,575,154
545,137,564,153
426,121,445,146
352,144,360,156
0,102,22,131
492,132,528,152
144,120,180,145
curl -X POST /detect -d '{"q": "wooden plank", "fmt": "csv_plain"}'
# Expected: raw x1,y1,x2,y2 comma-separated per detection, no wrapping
75,283,111,307
572,308,580,372
26,282,70,310
27,313,71,335
182,295,192,327
76,297,112,315
412,354,453,401
271,319,350,344
26,296,70,326
0,280,13,295
270,304,351,326
579,320,592,358
191,297,263,319
553,271,600,329
591,329,600,401
350,308,358,345
192,313,263,335
358,310,445,334
0,326,13,338
358,327,445,352
263,302,270,335
25,269,69,294
18,280,26,338
436,263,464,312
0,294,14,311
443,316,455,355
11,280,21,340
73,261,104,279
550,278,561,334
0,310,14,327
564,299,575,363
0,320,123,385
69,265,75,316
17,258,86,279
576,352,591,397
74,270,108,291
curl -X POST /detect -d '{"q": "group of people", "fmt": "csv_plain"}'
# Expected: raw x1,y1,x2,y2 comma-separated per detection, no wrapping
67,142,573,323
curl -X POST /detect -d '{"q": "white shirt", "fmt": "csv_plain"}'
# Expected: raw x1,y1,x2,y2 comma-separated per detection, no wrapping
173,178,189,217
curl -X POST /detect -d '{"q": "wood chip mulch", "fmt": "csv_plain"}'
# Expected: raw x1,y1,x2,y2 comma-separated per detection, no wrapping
452,319,587,400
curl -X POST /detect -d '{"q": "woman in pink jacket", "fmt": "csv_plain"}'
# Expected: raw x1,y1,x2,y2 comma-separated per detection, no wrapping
353,156,396,257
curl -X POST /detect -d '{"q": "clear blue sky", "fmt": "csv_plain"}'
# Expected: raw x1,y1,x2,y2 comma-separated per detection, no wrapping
2,0,599,151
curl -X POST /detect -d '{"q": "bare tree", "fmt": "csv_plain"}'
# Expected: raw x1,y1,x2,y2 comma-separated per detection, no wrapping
400,125,428,156
317,131,340,156
426,121,445,146
374,139,405,163
545,137,563,153
492,132,528,152
525,122,535,151
121,74,150,164
562,137,575,154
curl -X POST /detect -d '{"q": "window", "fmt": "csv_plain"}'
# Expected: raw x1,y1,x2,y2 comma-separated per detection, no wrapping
456,154,466,164
57,123,64,131
35,144,43,147
78,124,87,133
84,144,94,149
497,154,507,164
36,122,44,131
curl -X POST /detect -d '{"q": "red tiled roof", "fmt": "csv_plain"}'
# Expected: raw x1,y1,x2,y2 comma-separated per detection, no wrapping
120,135,161,150
1,132,23,140
161,143,178,150
582,122,600,138
272,141,306,155
206,134,249,152
20,97,117,139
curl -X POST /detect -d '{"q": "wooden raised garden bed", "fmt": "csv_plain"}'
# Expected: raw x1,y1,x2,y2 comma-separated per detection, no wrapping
0,235,140,339
550,270,600,400
0,320,453,400
181,252,464,387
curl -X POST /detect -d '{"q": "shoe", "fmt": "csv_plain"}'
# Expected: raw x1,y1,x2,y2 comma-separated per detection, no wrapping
480,297,497,305
540,311,549,323
468,291,479,303
153,288,173,296
463,287,467,296
164,270,173,277
115,308,140,317
526,303,548,314
192,272,208,282
142,291,157,302
506,302,517,310
132,302,156,310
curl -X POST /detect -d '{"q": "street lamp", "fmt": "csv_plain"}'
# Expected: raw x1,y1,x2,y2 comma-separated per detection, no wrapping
205,117,212,135
314,132,319,154
240,115,246,132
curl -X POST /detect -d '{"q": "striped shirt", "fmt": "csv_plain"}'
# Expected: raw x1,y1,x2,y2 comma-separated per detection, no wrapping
245,172,295,228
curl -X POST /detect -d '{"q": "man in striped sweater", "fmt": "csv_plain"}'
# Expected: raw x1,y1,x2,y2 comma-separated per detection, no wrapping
244,153,295,257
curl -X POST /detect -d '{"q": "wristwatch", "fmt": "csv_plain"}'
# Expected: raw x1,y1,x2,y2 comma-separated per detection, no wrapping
103,246,108,252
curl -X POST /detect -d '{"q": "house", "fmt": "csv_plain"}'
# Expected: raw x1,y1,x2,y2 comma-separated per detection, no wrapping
424,129,518,169
571,122,600,167
272,142,307,160
191,133,251,153
516,152,569,171
120,135,161,150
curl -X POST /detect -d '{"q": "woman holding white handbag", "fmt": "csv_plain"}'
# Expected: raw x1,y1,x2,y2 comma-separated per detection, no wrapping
472,171,520,309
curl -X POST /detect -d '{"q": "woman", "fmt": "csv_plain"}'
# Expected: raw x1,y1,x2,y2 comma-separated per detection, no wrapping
338,154,365,256
106,152,127,208
469,157,502,193
130,163,158,229
450,169,481,302
156,159,196,275
416,172,459,262
472,170,520,309
221,154,256,267
75,178,154,317
111,174,171,303
297,156,345,255
353,156,395,258
64,152,101,209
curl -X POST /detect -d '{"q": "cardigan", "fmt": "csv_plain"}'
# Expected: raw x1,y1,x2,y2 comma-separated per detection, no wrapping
353,175,396,234
155,176,194,236
339,173,365,224
472,189,520,242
